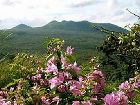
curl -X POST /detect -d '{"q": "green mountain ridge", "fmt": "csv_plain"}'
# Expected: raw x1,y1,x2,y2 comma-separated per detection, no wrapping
1,20,128,62
12,24,32,30
10,20,128,32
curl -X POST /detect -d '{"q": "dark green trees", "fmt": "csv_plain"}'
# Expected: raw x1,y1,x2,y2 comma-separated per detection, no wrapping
99,21,140,80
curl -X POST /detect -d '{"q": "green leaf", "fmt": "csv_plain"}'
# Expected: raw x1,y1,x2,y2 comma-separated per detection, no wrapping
67,69,79,80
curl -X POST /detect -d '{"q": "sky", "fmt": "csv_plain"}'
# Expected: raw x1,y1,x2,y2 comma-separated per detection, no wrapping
0,0,139,29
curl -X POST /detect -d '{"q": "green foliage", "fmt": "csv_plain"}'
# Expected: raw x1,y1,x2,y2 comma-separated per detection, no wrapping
44,38,64,54
0,30,12,41
0,53,46,87
99,21,140,80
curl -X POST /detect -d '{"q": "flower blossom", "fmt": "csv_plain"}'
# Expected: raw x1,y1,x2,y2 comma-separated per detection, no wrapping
66,46,74,55
71,62,80,74
49,73,64,89
104,91,128,105
46,62,58,74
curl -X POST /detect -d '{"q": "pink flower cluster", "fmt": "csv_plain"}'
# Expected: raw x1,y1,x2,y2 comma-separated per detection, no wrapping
104,91,128,105
0,46,140,105
104,75,140,105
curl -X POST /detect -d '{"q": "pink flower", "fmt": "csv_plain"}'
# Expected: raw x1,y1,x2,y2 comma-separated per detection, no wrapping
119,81,130,90
32,76,36,81
71,62,80,74
46,63,58,74
36,74,42,80
82,101,94,105
79,76,84,83
64,72,72,80
70,81,82,96
49,77,60,89
93,84,102,94
49,74,64,89
48,56,56,64
117,91,128,105
61,55,67,69
88,70,105,94
66,46,74,55
58,85,65,92
10,87,14,92
88,70,105,83
104,91,128,105
92,70,104,78
119,81,136,99
58,72,64,82
0,98,11,105
41,96,50,105
132,82,139,89
52,96,60,104
72,101,80,105
40,79,44,85
104,92,120,105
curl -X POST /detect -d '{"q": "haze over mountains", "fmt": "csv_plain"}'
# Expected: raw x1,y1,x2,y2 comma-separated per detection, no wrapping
1,20,128,62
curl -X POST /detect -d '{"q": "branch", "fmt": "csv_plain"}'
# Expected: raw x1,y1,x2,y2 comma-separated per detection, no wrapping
126,8,140,18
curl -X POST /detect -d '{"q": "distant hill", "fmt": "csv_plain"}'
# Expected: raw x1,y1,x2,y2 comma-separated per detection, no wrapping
42,20,94,32
41,21,128,33
1,20,129,63
12,24,32,30
9,20,128,33
93,23,128,32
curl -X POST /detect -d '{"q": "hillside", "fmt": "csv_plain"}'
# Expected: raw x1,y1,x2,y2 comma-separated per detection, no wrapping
12,24,32,30
1,20,128,62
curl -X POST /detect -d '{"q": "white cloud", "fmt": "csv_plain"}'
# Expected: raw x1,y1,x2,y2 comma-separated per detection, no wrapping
0,0,139,29
69,0,95,8
2,0,20,6
135,0,140,8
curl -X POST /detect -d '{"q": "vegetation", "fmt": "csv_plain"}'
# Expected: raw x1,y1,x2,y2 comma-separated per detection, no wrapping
99,20,140,81
0,16,140,104
0,21,128,64
0,38,140,104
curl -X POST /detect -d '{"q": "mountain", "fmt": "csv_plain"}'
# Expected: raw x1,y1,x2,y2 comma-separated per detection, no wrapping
42,20,94,32
42,21,128,33
1,20,129,63
93,23,128,32
12,24,32,30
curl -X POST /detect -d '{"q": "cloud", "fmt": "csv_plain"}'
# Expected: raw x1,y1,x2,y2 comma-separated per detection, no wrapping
115,10,124,16
0,0,139,29
135,0,140,7
2,0,20,6
69,0,95,8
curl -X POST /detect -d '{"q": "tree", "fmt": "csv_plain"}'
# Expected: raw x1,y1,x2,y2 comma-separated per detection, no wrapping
99,16,140,80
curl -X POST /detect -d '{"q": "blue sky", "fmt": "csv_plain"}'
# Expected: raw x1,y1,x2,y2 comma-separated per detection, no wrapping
0,0,139,29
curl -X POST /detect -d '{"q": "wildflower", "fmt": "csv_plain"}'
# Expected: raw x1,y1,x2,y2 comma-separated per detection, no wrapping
70,80,82,96
119,81,136,99
10,87,14,92
46,63,58,74
81,101,94,105
66,46,74,55
104,91,128,105
41,96,50,105
52,96,60,104
71,62,80,74
72,101,80,105
49,74,64,89
119,81,130,90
